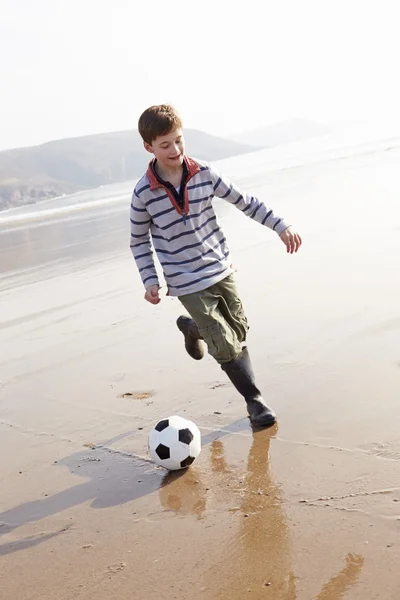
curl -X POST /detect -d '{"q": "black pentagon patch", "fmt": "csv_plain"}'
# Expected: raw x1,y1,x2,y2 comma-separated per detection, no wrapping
180,456,195,468
178,428,194,445
155,443,170,460
155,419,169,432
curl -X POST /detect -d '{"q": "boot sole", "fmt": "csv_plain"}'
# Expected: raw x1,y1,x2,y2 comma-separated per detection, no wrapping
177,318,204,361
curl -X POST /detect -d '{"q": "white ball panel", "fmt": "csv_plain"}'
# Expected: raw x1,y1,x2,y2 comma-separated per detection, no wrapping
189,436,201,458
168,415,191,429
158,424,179,447
158,456,184,471
171,442,192,463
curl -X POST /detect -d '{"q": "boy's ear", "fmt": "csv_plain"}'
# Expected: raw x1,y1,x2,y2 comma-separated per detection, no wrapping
143,141,154,154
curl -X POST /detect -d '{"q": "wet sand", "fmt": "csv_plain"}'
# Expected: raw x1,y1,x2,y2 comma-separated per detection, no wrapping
1,147,400,599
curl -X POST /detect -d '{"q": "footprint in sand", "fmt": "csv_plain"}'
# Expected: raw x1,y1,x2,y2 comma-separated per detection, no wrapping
107,563,126,574
119,391,153,400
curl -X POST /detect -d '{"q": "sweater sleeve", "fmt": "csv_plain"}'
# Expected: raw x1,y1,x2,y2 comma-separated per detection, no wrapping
208,163,290,236
130,187,159,290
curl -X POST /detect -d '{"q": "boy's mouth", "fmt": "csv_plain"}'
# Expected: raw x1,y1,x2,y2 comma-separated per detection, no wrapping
169,154,182,161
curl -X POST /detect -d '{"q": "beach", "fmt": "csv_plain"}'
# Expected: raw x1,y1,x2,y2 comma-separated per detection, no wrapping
1,137,400,599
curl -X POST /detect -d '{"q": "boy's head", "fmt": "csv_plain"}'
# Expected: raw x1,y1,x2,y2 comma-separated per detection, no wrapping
138,104,185,169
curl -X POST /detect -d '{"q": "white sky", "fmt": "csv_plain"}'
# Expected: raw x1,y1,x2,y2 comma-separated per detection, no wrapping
1,0,399,150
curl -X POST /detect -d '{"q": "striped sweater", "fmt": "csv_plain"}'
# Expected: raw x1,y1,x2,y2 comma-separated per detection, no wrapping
130,156,289,297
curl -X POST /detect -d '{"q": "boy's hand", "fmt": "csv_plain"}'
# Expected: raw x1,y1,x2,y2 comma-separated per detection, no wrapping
144,285,161,305
279,227,302,254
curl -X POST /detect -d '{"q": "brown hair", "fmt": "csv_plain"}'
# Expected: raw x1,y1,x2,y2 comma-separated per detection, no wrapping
138,104,182,144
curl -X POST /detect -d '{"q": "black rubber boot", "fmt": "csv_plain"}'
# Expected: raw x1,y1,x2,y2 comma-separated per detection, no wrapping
221,347,277,427
177,316,205,361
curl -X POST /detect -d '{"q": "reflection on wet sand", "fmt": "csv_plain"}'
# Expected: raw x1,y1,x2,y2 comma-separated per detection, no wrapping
212,430,365,598
159,468,207,520
157,429,364,599
207,428,297,598
316,553,364,600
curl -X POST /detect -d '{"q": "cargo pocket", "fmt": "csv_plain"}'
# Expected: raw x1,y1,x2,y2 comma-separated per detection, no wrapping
198,322,240,364
235,302,249,341
219,296,249,344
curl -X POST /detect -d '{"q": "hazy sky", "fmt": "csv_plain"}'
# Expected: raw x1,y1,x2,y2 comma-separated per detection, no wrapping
1,0,399,150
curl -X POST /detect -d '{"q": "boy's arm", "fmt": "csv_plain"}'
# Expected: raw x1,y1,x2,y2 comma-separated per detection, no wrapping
209,163,302,253
209,164,289,235
130,190,159,292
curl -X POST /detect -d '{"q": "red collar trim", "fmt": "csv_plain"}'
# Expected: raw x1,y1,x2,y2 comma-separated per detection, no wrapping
146,156,201,191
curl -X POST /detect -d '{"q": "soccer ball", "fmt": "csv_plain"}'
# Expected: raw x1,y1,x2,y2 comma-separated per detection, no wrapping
148,415,201,471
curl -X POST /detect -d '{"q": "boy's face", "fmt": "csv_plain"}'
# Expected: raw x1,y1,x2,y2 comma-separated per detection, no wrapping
144,128,185,168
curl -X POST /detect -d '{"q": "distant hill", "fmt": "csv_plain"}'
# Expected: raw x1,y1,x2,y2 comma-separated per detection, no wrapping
0,129,256,211
230,118,333,147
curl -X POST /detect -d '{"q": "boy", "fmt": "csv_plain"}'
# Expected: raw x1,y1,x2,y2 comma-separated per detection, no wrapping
130,105,302,427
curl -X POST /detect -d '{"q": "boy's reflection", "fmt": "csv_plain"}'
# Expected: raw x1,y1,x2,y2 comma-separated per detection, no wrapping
158,428,363,598
208,428,298,598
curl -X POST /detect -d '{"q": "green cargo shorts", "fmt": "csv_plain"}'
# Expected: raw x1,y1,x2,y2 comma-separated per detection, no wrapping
178,273,249,364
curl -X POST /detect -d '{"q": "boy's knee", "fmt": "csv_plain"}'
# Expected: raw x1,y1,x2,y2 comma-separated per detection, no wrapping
199,322,242,364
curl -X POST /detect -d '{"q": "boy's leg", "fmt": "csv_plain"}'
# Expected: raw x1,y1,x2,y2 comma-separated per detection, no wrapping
220,346,276,426
212,275,276,426
178,282,243,364
178,274,276,427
